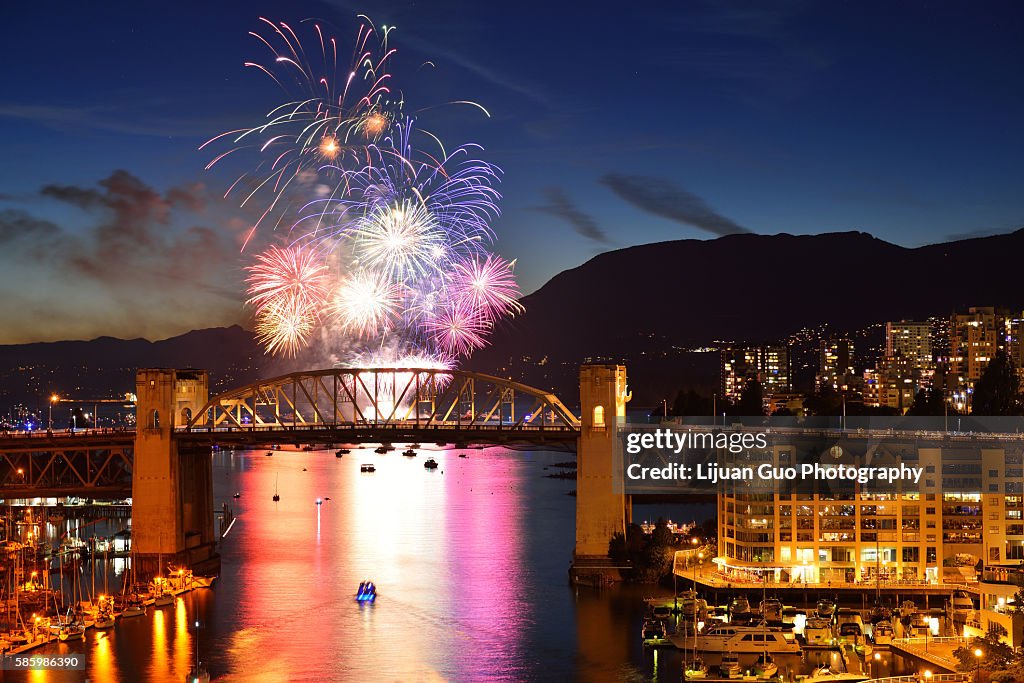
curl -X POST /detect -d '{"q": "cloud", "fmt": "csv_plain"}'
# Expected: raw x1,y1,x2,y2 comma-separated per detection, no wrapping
0,210,61,243
532,188,611,245
0,170,249,342
600,173,752,236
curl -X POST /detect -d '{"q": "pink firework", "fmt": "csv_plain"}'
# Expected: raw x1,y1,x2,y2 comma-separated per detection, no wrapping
450,255,523,321
424,300,490,357
245,245,329,314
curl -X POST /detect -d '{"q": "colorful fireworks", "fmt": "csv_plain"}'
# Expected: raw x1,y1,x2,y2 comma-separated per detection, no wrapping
206,17,521,366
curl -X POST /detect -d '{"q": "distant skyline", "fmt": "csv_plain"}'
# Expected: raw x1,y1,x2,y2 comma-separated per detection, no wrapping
2,1,1024,343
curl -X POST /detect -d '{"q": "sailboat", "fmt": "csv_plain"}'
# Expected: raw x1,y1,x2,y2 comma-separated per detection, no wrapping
120,539,146,617
152,532,175,606
272,473,280,502
93,547,116,628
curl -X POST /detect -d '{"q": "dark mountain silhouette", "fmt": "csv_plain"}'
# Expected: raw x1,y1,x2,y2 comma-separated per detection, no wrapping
4,229,1023,414
0,325,263,415
468,229,1024,404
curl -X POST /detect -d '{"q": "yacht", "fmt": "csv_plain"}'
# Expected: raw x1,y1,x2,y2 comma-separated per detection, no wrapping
424,458,439,469
651,605,672,620
816,598,837,618
335,449,348,458
641,617,668,647
403,449,417,457
680,590,709,618
803,617,834,646
121,597,146,618
719,652,743,679
374,446,389,454
695,623,801,655
838,621,863,643
760,597,783,622
58,620,86,642
871,620,893,646
360,463,376,473
729,595,752,619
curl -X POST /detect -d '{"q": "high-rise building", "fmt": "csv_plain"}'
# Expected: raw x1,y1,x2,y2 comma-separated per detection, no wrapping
816,339,855,391
947,307,1024,410
720,345,790,401
886,321,933,370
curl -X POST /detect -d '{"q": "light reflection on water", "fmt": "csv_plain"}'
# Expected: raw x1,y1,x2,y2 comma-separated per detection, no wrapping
1,448,920,682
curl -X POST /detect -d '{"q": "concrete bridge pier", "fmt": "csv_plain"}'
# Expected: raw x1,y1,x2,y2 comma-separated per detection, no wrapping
571,364,631,585
132,369,219,579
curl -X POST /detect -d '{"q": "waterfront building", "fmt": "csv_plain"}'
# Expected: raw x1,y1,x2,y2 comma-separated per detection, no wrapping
715,434,1024,585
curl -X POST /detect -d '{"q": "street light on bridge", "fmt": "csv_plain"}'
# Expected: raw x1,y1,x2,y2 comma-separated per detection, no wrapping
49,394,58,430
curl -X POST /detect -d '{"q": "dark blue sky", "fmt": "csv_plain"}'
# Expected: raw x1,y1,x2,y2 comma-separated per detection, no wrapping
2,1,1023,342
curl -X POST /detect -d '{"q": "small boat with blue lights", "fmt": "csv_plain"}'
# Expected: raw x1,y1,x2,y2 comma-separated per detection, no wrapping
356,580,377,602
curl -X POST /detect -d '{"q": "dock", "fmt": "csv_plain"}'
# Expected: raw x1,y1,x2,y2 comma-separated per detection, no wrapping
0,574,214,658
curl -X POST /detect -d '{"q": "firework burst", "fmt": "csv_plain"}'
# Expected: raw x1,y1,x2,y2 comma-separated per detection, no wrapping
331,270,403,336
208,18,523,366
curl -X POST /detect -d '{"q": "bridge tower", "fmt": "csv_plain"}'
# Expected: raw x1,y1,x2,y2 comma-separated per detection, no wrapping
573,364,631,583
133,369,218,577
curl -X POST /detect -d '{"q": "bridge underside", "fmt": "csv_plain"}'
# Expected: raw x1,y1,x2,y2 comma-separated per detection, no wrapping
0,434,133,499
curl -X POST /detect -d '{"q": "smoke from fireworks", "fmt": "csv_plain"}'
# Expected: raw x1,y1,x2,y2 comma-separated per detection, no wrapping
206,17,522,367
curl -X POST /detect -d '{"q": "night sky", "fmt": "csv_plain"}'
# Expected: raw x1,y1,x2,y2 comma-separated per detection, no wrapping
2,1,1023,343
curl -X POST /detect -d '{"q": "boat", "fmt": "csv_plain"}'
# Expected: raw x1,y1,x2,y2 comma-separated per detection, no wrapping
679,589,708,618
683,657,709,680
403,449,417,457
871,620,893,645
838,621,863,642
424,458,439,469
153,588,175,606
410,443,421,449
641,616,668,647
897,599,917,622
335,449,349,457
458,453,467,458
360,463,376,473
695,623,801,654
753,652,778,678
301,444,314,451
816,598,837,618
803,617,834,646
272,473,280,502
233,492,241,499
356,580,377,602
718,652,742,679
651,605,672,620
760,597,783,622
121,596,146,617
374,446,388,454
58,621,86,641
868,602,890,624
93,594,116,628
950,589,975,619
265,451,273,457
803,666,870,682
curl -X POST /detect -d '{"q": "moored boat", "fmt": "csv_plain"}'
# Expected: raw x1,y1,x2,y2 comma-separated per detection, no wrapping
719,652,742,679
424,458,439,469
871,620,893,645
360,463,376,472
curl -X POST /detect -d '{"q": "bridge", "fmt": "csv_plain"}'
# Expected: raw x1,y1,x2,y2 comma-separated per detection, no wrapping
0,365,627,577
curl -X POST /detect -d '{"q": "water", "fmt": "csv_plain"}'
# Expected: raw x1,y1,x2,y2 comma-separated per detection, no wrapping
4,447,922,681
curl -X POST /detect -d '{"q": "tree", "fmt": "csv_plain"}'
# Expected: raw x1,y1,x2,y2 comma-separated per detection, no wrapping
671,389,715,417
972,351,1021,415
907,386,948,416
735,378,765,416
953,632,1015,675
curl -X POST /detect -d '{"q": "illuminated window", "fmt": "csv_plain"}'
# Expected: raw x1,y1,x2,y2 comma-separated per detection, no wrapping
592,405,605,427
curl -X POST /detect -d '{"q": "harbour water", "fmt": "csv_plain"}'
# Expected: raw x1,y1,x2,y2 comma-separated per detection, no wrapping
5,447,925,681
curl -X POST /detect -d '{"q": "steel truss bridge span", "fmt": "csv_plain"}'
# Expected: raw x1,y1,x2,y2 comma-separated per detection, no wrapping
181,368,581,445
